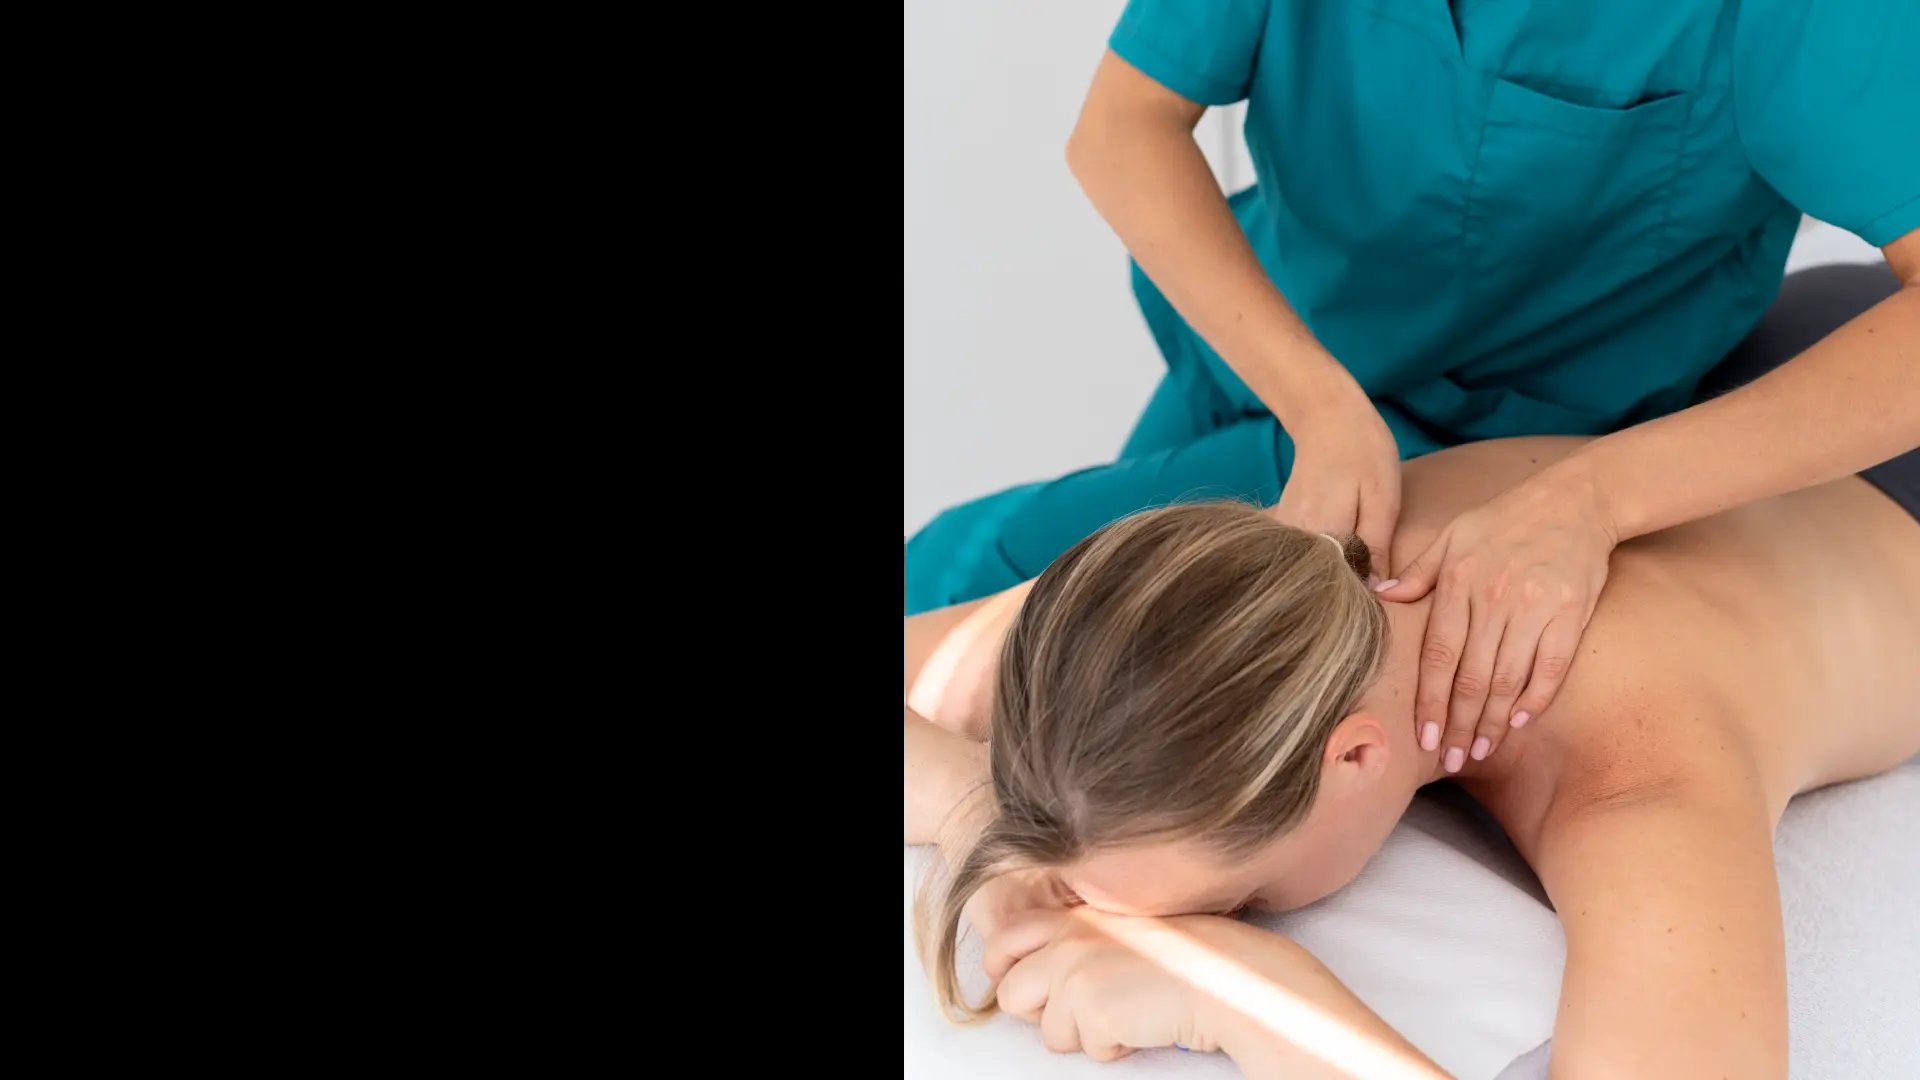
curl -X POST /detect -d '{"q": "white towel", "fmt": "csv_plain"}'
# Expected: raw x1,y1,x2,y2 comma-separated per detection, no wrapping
906,759,1920,1079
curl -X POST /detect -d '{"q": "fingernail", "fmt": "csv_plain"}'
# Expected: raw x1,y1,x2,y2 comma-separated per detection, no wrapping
1511,710,1531,729
1373,578,1399,592
1174,1043,1190,1052
1366,573,1380,588
1471,736,1491,760
1445,747,1465,773
1421,721,1439,751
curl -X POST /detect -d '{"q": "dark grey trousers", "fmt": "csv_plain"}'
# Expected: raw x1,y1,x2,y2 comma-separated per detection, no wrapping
1693,263,1916,521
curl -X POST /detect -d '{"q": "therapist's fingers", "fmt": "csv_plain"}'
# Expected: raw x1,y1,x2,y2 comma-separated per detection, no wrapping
1408,550,1467,755
1508,615,1583,730
1354,484,1399,585
1475,606,1550,759
1443,598,1502,773
1270,486,1357,539
1374,531,1446,602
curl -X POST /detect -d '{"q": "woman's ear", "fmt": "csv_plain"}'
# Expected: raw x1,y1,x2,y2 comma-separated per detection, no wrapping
1324,712,1392,776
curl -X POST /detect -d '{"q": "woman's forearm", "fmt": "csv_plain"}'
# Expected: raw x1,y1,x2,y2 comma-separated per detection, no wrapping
1199,924,1454,1080
905,707,989,847
1561,280,1919,542
1067,52,1355,429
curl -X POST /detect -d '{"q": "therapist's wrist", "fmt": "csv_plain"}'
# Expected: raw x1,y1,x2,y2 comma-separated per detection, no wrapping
1542,450,1630,546
1257,348,1368,434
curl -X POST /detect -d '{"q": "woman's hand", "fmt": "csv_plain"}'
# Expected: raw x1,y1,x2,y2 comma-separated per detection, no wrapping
1269,381,1404,578
1376,462,1621,768
987,907,1247,1061
987,907,1454,1078
964,869,1079,978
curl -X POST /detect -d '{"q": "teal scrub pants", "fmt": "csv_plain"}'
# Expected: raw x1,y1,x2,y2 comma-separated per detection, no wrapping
903,283,1449,616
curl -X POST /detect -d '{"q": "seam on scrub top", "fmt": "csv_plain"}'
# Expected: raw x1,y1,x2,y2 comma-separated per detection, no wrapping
1343,0,1727,97
1456,81,1497,274
1726,0,1755,175
1493,73,1720,104
1648,93,1701,264
1859,192,1920,245
1337,2,1463,64
1107,28,1242,106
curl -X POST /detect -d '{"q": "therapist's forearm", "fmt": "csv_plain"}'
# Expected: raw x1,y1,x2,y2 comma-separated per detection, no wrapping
1066,59,1354,426
1563,283,1920,541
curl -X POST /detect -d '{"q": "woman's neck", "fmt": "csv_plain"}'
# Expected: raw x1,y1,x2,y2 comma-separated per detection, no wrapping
1369,594,1544,790
1369,592,1571,858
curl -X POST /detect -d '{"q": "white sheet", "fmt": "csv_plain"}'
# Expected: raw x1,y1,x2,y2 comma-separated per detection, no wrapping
905,759,1920,1079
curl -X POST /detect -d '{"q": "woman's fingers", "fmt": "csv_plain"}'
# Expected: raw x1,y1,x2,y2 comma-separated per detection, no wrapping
1475,605,1551,758
985,907,1072,984
995,935,1060,1021
1509,613,1585,727
1039,992,1084,1054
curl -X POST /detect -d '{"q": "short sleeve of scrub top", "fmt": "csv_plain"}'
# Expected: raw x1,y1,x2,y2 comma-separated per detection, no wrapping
1735,0,1920,247
1107,0,1271,107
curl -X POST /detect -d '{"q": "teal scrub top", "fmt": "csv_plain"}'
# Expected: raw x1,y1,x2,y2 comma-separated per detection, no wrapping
1109,0,1920,444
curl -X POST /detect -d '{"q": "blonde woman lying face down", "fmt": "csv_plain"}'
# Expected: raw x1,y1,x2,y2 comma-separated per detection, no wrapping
903,435,1920,1080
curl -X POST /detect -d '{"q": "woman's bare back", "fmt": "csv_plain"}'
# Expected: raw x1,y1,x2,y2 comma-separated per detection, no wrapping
1390,437,1920,849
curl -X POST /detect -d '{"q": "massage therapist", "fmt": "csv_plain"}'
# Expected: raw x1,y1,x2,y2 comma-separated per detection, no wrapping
904,0,1920,769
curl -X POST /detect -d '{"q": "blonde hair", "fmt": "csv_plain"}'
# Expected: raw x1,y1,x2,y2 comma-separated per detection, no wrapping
916,501,1387,1021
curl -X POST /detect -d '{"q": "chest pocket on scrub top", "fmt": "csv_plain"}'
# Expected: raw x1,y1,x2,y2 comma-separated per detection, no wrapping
1462,77,1691,287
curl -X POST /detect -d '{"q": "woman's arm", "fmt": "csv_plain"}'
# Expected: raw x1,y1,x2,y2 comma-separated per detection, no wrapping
904,581,1030,738
905,707,988,847
1532,738,1788,1079
903,583,1031,845
1555,229,1920,543
992,908,1453,1079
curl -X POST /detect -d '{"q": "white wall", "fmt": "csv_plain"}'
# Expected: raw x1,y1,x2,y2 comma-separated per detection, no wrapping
904,1,1252,535
904,3,1885,536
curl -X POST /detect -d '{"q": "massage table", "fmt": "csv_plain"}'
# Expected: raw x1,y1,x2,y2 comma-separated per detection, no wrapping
904,758,1919,1078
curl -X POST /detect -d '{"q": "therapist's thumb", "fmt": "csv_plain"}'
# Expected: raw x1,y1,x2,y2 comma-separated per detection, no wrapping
1374,537,1442,602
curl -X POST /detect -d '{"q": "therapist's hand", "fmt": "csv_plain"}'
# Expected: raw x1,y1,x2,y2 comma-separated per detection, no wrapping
1376,463,1620,769
1268,384,1403,579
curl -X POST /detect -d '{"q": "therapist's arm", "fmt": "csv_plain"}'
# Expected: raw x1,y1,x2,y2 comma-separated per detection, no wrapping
1557,228,1920,541
1065,49,1354,426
